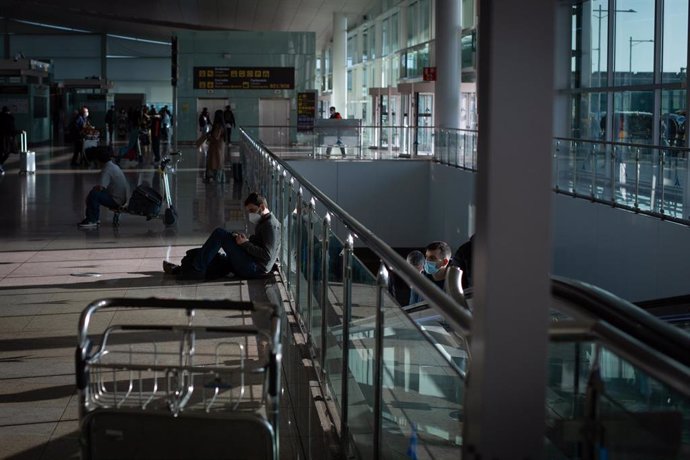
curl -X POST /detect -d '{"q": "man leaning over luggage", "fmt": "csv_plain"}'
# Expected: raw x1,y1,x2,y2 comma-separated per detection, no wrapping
78,148,129,228
163,192,280,279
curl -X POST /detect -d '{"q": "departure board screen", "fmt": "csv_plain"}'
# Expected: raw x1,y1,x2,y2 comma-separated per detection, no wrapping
193,67,295,90
297,91,316,132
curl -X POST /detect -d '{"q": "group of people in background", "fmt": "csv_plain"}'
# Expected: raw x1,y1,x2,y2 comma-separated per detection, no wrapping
67,104,174,168
196,105,236,184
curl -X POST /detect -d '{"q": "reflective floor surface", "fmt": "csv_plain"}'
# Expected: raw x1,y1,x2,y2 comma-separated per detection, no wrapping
0,143,300,459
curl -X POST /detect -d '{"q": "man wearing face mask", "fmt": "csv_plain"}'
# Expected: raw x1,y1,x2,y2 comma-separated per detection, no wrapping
423,241,452,289
163,192,280,279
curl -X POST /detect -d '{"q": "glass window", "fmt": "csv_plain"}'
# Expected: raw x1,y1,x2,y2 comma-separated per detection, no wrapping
382,18,389,56
615,0,655,86
419,0,431,43
570,92,607,139
347,36,355,67
369,26,376,60
461,31,476,69
662,0,688,83
390,13,399,52
362,29,369,62
612,91,655,143
407,2,418,47
590,0,610,88
347,69,353,91
661,89,687,146
462,0,475,29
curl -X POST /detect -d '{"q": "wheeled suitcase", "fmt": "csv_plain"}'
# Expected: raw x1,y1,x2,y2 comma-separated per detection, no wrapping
127,184,162,218
19,131,36,175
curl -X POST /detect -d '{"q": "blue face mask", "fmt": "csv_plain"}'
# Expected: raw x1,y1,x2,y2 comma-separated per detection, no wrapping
424,260,440,275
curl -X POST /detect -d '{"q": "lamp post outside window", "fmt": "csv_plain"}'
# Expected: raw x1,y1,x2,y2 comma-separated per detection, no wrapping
629,36,654,85
593,5,636,87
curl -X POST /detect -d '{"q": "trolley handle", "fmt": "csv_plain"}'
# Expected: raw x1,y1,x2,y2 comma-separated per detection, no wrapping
78,297,277,346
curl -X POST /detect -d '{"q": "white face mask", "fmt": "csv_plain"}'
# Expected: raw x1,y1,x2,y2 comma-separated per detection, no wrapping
248,212,261,224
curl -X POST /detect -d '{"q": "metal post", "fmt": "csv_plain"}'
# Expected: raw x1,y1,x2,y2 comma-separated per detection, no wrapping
320,213,331,371
554,141,561,192
295,187,304,314
659,151,666,215
340,235,354,456
591,144,597,199
306,198,316,340
573,141,579,193
373,261,389,459
634,147,640,210
279,170,287,268
287,178,295,291
611,145,617,203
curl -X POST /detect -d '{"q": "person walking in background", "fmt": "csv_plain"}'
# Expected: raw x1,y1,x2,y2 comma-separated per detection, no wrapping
149,108,162,164
104,105,115,145
116,108,128,140
0,106,17,174
198,108,211,135
223,105,236,144
196,110,226,183
325,106,346,156
71,106,90,166
161,105,172,144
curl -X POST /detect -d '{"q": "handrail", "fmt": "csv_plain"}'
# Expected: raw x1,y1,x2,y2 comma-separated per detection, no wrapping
553,136,690,152
551,276,690,368
551,278,690,400
240,128,472,337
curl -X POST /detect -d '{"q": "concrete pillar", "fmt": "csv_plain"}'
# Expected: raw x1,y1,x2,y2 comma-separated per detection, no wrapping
435,0,461,129
463,0,555,458
332,13,348,117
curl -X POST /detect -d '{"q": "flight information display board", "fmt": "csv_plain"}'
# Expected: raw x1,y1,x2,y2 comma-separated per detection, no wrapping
193,67,295,90
297,91,317,132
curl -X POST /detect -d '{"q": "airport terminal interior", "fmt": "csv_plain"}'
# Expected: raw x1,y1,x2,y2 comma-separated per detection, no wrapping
0,0,689,459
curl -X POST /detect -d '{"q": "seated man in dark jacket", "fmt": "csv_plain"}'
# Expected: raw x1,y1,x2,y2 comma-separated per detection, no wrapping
164,192,280,279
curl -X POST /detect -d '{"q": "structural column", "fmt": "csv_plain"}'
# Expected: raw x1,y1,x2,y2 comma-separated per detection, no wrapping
463,0,555,458
332,13,348,117
435,0,461,129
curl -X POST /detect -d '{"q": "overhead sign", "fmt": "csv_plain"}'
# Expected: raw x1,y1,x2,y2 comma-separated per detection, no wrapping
423,67,437,81
193,67,295,90
297,92,317,132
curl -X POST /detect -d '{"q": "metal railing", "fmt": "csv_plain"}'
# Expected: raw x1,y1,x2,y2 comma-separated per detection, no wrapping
240,127,690,458
241,127,472,459
553,137,689,223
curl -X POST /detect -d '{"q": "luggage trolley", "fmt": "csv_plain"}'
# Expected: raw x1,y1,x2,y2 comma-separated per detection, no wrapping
112,153,180,227
76,297,282,460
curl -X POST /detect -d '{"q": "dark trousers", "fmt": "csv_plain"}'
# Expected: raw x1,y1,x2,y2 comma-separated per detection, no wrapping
151,136,161,162
85,189,119,222
72,138,83,164
193,228,263,278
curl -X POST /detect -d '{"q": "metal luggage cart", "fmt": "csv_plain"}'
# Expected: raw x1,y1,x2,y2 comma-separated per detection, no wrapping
80,134,100,166
112,153,180,227
76,297,282,460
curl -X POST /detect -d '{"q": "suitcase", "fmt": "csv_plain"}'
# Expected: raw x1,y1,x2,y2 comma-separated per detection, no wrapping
19,132,35,175
19,151,36,174
127,184,162,218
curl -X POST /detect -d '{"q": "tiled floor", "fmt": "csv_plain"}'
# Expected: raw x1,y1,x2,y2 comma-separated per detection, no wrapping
0,143,298,459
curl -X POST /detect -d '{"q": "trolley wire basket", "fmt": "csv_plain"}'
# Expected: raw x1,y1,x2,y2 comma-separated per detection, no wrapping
76,297,282,460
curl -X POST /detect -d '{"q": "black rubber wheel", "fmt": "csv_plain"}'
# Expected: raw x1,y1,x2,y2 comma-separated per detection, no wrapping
164,206,177,226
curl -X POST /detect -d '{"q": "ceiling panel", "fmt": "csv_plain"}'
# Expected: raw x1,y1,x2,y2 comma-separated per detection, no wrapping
0,0,376,50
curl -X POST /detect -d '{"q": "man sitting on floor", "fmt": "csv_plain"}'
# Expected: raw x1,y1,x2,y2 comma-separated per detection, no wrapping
163,192,281,279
